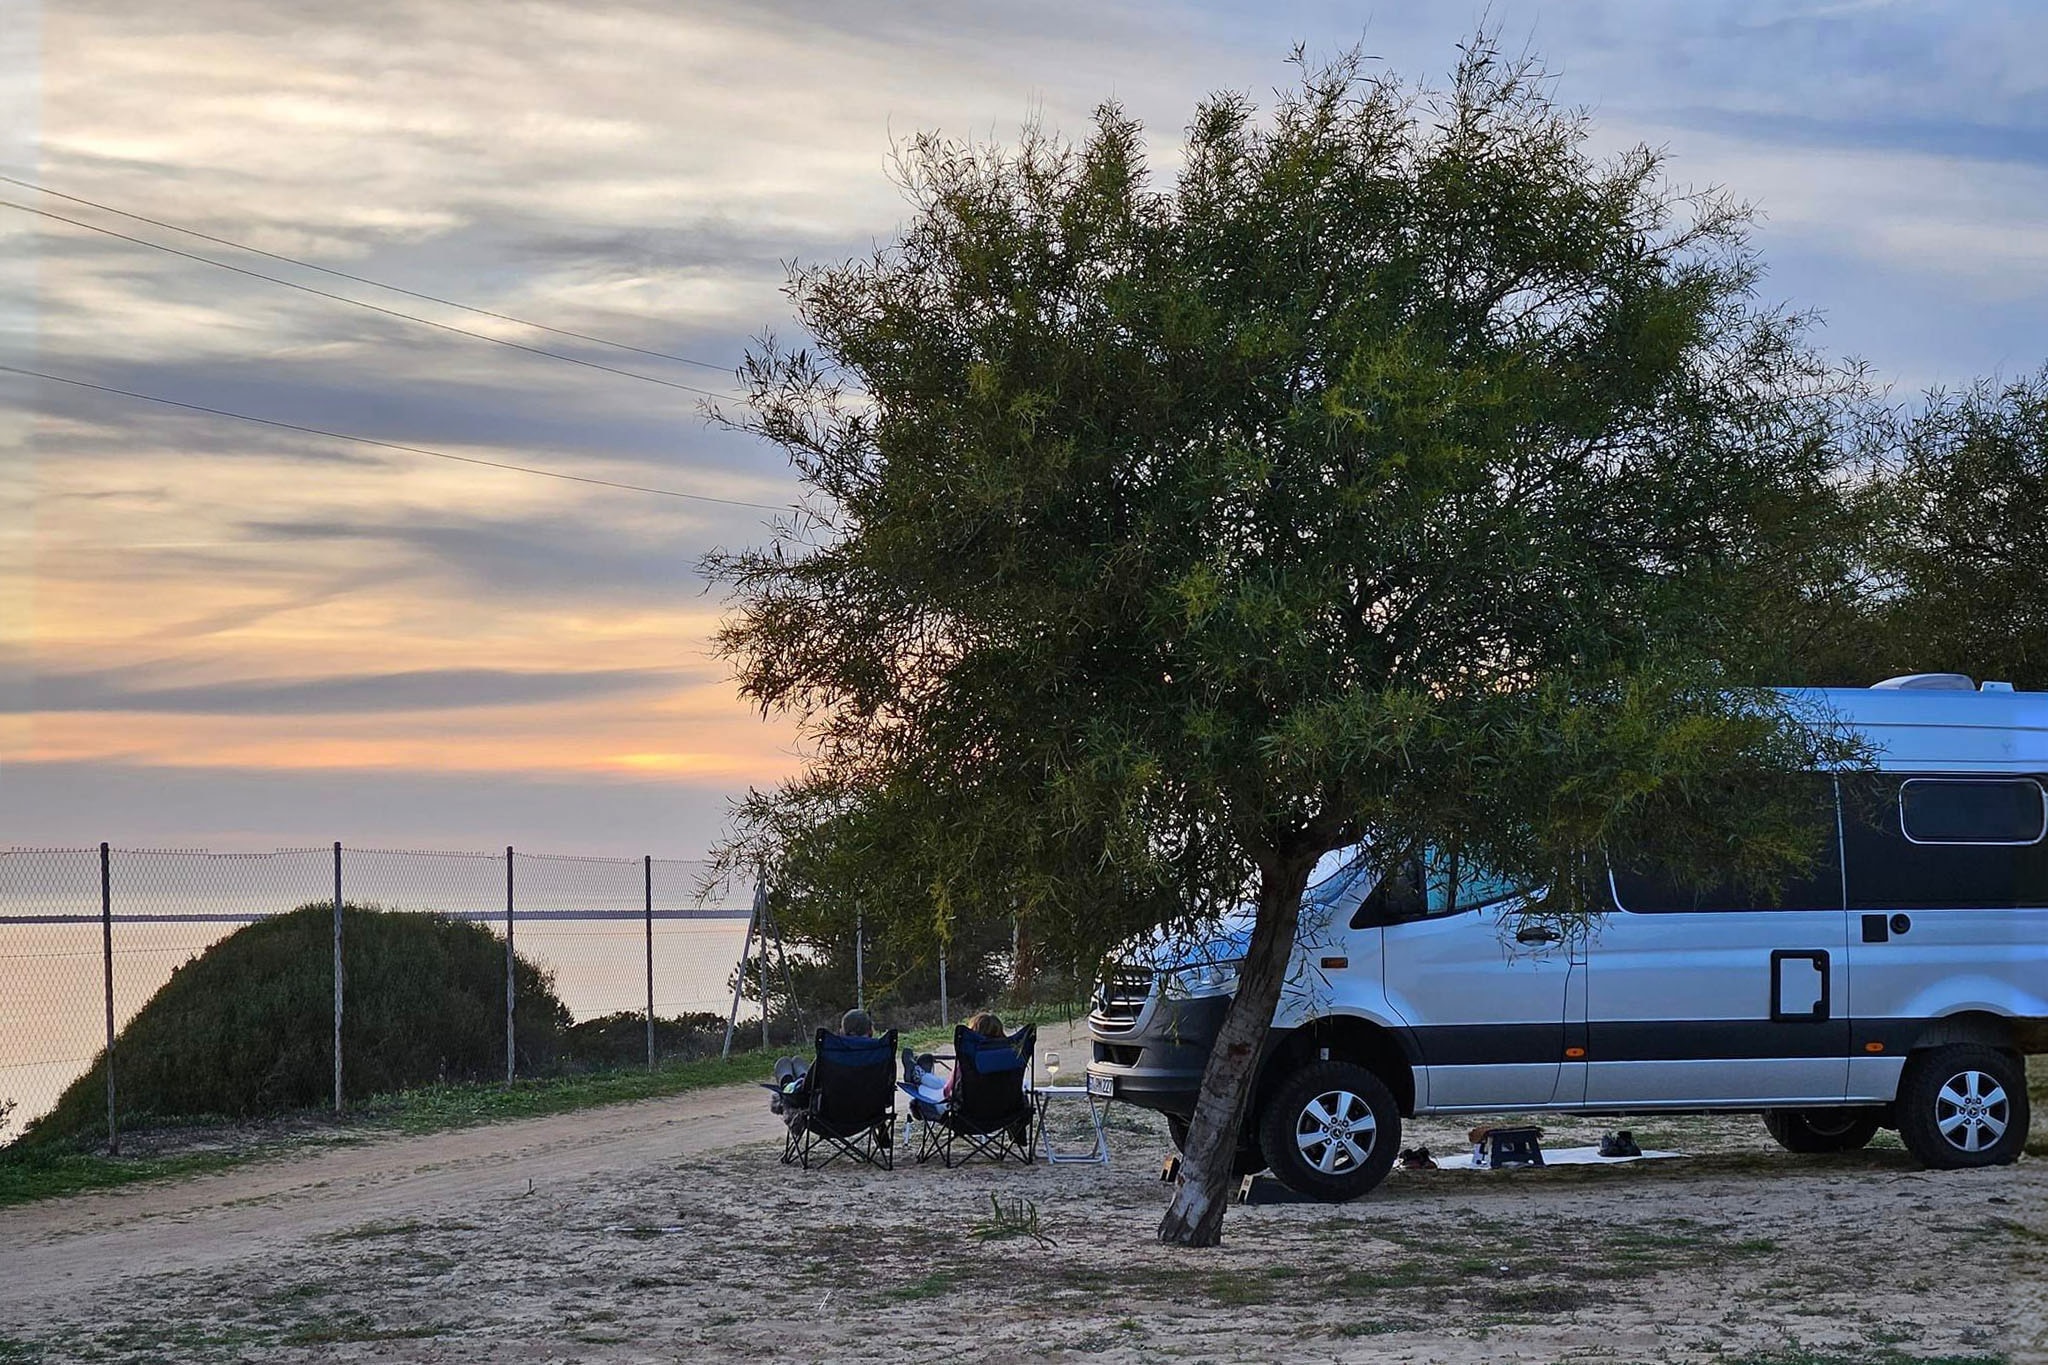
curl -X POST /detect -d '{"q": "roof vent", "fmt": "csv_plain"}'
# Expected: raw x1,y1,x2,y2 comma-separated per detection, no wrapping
1871,673,1977,691
1982,680,2016,692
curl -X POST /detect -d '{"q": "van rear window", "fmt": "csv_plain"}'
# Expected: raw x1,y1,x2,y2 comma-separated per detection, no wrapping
1900,779,2047,845
1844,775,2048,910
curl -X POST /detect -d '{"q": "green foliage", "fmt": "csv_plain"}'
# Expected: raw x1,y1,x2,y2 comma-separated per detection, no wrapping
558,1010,731,1070
1880,367,2048,689
708,35,1865,967
20,904,570,1148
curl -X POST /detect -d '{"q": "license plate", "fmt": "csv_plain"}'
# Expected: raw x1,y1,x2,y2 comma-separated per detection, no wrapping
1086,1072,1115,1098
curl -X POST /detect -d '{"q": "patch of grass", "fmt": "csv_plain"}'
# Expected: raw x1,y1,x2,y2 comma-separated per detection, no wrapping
0,1147,244,1208
1336,1260,1454,1292
1329,1319,1421,1338
357,1046,789,1134
1197,1270,1276,1306
1473,1284,1590,1314
888,1270,964,1301
970,1193,1054,1247
320,1219,424,1241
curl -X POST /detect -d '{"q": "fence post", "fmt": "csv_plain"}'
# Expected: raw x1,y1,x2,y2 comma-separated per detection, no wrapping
938,949,948,1030
332,841,343,1113
644,854,655,1072
101,842,117,1155
504,846,515,1083
722,874,763,1060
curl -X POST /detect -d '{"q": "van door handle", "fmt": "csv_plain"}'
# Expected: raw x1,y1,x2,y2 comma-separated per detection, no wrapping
1515,923,1560,945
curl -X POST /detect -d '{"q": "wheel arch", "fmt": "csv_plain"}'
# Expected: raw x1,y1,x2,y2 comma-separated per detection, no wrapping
1259,1013,1418,1118
1909,1010,2024,1056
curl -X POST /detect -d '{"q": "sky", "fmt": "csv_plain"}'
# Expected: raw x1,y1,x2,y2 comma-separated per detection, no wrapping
2,0,2045,857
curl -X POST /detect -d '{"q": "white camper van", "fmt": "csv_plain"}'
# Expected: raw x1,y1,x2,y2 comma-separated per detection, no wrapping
1085,676,2048,1200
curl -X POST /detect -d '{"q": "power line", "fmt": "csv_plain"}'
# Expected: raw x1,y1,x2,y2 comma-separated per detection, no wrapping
0,198,747,403
0,171,735,374
0,363,789,511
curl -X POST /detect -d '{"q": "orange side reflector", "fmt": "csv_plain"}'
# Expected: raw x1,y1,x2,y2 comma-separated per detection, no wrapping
1864,1042,1886,1053
1320,956,1348,969
1564,1047,1587,1059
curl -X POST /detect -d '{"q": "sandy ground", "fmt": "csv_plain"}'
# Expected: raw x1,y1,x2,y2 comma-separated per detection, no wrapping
1,1024,2042,1364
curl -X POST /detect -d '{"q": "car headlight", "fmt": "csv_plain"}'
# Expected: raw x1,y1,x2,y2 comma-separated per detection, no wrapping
1167,959,1241,998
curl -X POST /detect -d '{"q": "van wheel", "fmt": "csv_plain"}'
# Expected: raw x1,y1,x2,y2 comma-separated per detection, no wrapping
1165,1114,1267,1180
1896,1045,2029,1169
1257,1061,1400,1202
1763,1108,1882,1154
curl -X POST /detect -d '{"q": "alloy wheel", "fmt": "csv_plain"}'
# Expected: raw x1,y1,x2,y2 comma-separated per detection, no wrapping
1294,1088,1378,1174
1933,1069,2010,1154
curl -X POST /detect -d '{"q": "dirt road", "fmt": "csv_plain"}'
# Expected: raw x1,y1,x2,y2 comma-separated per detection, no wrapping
2,1031,2043,1364
0,1081,773,1318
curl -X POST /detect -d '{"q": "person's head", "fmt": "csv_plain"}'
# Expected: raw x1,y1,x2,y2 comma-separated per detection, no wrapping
839,1008,874,1038
965,1010,1004,1039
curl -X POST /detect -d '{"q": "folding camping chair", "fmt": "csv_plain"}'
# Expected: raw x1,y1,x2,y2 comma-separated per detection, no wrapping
781,1027,898,1170
909,1023,1036,1168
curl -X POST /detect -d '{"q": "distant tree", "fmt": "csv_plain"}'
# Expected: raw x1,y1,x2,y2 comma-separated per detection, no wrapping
707,37,1863,1245
1877,369,2048,689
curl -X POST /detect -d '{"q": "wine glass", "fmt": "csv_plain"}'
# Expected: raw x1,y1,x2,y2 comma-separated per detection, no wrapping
1044,1050,1061,1085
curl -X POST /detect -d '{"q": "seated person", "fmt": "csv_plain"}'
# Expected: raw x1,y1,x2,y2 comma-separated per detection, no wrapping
900,1010,1005,1110
767,1007,874,1113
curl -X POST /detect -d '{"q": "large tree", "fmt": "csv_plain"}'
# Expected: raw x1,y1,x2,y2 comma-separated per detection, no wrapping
708,40,1861,1245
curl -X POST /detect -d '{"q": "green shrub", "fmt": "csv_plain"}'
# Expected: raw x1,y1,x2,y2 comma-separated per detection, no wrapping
19,903,570,1148
559,1010,731,1069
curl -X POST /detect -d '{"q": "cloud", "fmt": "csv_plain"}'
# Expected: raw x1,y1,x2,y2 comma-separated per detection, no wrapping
1660,107,2048,172
24,664,684,715
237,510,725,602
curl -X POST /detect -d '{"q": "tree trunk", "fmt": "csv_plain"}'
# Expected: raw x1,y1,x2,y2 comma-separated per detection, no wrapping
1156,857,1313,1247
1013,917,1034,1006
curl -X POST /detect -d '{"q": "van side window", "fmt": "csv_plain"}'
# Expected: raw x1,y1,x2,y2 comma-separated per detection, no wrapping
1900,778,2047,845
1844,775,2048,910
1610,860,1842,913
1609,776,1842,913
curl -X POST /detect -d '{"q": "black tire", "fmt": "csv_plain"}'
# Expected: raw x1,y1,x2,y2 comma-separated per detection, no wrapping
1895,1044,2030,1169
1165,1113,1267,1180
1762,1107,1882,1154
1256,1060,1401,1202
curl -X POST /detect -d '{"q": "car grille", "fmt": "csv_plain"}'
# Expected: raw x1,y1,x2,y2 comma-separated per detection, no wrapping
1094,966,1156,1023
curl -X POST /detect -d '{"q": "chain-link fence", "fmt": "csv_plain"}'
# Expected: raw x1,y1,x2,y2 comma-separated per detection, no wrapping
0,845,761,1150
